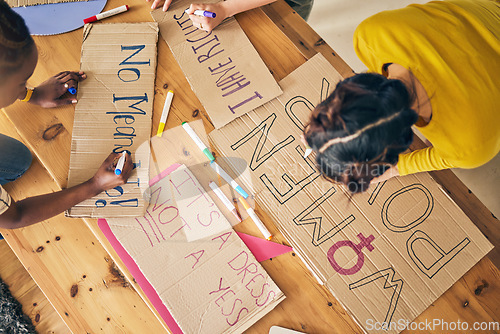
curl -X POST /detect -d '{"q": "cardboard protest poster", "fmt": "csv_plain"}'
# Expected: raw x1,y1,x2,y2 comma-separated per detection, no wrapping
67,23,158,217
209,53,493,333
7,0,83,7
151,0,283,129
103,164,285,334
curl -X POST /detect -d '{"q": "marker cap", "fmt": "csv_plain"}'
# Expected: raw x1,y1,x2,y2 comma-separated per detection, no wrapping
235,186,249,199
157,123,166,137
83,15,97,24
203,11,216,18
238,196,251,210
202,148,215,161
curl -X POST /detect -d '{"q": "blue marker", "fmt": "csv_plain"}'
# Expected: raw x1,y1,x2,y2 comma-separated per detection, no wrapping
210,161,249,198
68,87,77,95
115,153,126,175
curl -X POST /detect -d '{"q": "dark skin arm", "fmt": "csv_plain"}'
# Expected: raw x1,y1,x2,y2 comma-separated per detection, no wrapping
0,152,133,229
18,71,87,108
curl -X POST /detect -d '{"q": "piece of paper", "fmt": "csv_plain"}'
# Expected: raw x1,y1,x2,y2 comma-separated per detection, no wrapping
104,164,285,334
67,23,159,217
209,53,493,333
7,0,84,7
151,0,282,128
12,0,107,36
236,231,292,262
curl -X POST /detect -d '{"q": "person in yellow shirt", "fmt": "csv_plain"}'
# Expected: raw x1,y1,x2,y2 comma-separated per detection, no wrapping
303,0,500,193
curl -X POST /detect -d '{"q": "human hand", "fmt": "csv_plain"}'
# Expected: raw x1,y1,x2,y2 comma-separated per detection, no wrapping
89,152,134,193
30,71,86,108
147,0,173,11
186,3,228,32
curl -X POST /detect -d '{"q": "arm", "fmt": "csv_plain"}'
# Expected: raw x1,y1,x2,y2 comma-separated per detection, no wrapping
0,152,133,229
397,147,454,176
186,0,276,32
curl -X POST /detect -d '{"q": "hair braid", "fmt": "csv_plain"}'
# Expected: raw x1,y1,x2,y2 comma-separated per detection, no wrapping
0,0,34,77
305,72,419,194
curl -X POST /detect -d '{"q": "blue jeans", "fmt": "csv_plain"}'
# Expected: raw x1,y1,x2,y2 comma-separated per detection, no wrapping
0,134,31,239
0,133,32,185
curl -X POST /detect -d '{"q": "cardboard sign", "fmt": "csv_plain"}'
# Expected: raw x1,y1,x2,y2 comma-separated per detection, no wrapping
104,164,285,334
67,23,159,217
151,0,282,128
209,54,493,333
7,0,83,7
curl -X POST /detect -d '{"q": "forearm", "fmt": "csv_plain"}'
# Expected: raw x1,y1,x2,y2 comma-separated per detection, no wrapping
9,179,101,229
221,0,276,17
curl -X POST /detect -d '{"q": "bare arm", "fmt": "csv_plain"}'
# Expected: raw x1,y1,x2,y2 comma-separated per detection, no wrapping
0,152,133,229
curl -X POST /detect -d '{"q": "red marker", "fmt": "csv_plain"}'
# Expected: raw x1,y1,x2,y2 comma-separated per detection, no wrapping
84,5,129,24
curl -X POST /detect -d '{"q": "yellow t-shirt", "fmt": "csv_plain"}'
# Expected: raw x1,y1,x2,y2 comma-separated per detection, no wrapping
354,0,500,175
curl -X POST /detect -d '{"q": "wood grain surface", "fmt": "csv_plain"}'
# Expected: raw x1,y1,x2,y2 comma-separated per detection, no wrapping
1,0,498,333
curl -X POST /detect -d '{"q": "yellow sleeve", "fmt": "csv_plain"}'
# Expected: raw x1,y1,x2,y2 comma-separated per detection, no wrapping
397,147,455,175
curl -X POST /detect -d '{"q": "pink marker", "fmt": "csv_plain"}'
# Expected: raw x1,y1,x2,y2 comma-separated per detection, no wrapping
209,182,242,223
84,5,129,24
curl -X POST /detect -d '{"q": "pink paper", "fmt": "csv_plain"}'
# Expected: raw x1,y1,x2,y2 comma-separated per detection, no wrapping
97,165,289,333
236,231,293,262
98,218,183,334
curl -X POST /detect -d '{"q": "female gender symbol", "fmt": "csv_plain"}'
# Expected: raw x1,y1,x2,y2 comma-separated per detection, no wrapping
327,233,375,275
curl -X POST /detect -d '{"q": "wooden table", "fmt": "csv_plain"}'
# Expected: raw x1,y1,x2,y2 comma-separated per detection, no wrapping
1,0,499,332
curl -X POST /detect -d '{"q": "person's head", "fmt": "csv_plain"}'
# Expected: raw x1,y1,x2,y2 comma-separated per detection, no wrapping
0,0,36,108
304,73,419,194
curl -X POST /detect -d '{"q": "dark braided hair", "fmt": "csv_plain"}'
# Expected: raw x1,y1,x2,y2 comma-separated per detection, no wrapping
0,0,34,78
304,73,419,194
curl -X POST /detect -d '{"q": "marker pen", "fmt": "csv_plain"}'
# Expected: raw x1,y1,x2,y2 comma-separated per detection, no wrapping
304,146,313,158
115,152,126,175
84,5,129,24
157,90,174,137
209,181,242,222
239,196,272,240
210,161,248,198
181,121,215,161
185,8,216,18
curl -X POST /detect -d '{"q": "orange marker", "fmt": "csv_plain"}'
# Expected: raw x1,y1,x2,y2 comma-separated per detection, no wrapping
238,197,272,240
